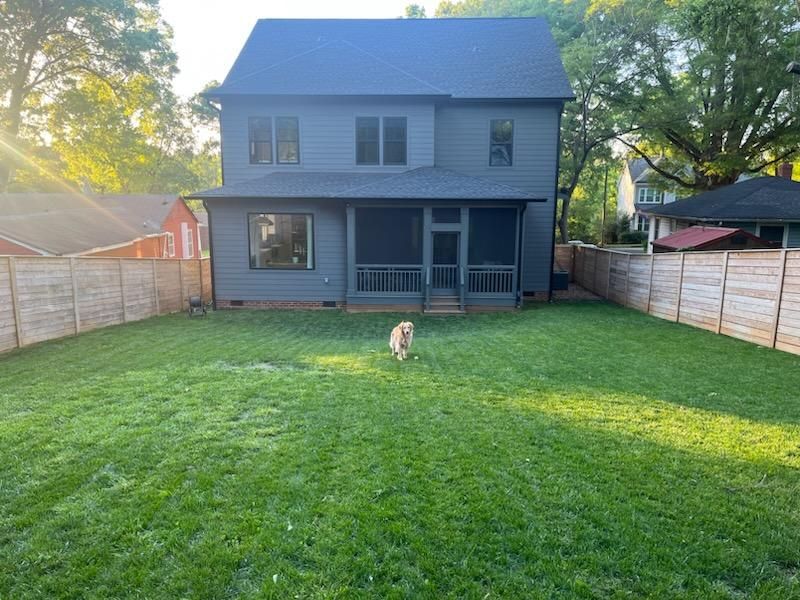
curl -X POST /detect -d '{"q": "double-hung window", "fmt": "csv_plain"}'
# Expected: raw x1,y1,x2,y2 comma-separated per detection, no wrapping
249,213,314,269
249,117,273,164
383,117,407,165
249,116,300,164
356,116,407,166
276,117,300,164
490,119,514,166
356,117,380,165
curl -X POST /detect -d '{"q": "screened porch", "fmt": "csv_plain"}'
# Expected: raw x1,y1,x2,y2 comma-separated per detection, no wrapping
345,204,522,309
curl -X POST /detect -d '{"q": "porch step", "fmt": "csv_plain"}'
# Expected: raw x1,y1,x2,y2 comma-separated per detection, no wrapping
424,308,465,315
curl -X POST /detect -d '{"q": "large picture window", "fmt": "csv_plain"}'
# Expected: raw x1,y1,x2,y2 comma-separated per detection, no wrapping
249,213,314,269
356,208,422,264
249,117,273,164
383,117,407,165
276,117,300,164
468,208,517,265
356,117,380,165
490,119,514,166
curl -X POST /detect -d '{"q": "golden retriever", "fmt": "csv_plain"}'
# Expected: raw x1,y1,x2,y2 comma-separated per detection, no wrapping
389,321,415,360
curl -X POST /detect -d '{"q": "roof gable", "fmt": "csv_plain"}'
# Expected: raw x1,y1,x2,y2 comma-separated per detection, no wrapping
210,18,574,100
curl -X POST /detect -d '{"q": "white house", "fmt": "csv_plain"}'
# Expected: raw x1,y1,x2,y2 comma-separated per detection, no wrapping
616,158,678,236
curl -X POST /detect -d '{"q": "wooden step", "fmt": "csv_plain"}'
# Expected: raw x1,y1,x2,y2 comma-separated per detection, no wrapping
424,308,465,315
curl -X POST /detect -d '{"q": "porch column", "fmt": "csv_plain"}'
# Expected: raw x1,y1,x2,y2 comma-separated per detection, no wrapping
459,207,469,269
346,204,356,296
422,207,432,272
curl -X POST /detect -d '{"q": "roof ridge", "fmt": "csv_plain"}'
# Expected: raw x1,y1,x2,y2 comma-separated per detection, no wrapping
331,168,420,198
223,41,336,87
338,40,447,95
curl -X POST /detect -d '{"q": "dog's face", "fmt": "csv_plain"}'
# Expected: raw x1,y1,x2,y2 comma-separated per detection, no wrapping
400,321,414,337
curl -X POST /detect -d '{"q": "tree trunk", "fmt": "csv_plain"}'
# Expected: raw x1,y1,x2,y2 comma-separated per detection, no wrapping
558,195,571,244
0,84,26,192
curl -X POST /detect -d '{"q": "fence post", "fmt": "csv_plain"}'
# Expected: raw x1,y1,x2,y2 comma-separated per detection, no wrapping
770,249,788,348
69,257,80,335
624,253,632,307
118,259,128,323
646,254,655,315
675,252,686,323
178,260,185,310
716,252,729,334
8,257,23,348
606,251,612,300
152,259,160,315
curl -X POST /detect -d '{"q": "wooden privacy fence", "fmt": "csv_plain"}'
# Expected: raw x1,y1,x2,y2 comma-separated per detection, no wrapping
574,245,800,355
0,256,212,353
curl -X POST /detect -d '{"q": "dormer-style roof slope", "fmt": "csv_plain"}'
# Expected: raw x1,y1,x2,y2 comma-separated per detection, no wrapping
207,18,574,100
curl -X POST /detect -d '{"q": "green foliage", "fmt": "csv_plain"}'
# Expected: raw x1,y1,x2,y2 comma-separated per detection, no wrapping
404,4,428,17
0,1,219,195
1,306,800,596
612,0,800,188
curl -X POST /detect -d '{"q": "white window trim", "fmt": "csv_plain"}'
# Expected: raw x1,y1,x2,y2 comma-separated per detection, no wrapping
166,232,175,257
755,223,788,247
637,187,664,204
186,228,194,258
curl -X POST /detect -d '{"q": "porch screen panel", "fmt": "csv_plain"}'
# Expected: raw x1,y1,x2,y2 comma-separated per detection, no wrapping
356,208,422,264
468,208,517,265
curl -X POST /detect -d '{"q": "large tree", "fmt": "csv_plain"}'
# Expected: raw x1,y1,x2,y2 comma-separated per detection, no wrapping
0,0,176,190
614,0,800,189
435,0,652,242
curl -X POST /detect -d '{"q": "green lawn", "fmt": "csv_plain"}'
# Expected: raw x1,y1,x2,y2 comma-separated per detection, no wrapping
1,303,799,598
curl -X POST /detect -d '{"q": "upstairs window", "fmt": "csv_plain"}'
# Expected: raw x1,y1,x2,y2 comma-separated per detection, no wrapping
383,117,407,165
276,117,300,164
637,187,663,203
356,117,380,165
249,117,273,164
490,119,514,166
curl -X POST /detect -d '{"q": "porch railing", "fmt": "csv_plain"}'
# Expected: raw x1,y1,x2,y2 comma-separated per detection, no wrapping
355,264,424,294
431,265,459,290
467,265,516,295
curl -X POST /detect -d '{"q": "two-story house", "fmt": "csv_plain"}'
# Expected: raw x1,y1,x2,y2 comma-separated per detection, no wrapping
188,18,573,312
616,158,678,237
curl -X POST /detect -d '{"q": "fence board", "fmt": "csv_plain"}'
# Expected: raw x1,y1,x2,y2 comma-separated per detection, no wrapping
577,245,800,354
0,257,210,353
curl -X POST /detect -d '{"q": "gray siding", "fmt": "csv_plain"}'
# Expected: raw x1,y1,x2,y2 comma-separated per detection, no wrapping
208,198,346,302
220,97,435,185
434,102,561,292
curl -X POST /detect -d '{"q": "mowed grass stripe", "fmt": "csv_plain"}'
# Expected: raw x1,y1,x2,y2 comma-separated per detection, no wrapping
1,303,799,598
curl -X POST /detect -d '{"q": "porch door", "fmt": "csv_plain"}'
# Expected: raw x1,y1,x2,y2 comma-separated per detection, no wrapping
432,232,460,294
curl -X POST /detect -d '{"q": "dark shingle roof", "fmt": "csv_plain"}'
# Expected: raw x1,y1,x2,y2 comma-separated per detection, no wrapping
0,194,186,255
186,168,537,201
208,18,574,100
645,177,800,221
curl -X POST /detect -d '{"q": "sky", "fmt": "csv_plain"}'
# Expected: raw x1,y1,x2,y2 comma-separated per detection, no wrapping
160,0,442,99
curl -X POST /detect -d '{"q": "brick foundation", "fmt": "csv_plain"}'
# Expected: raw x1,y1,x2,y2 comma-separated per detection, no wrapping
217,299,344,310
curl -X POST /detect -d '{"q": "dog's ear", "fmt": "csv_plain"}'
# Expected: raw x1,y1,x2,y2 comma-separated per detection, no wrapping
408,321,414,331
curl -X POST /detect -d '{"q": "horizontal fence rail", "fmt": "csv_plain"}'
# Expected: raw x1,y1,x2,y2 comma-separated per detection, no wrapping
573,245,800,355
355,265,423,294
0,256,212,353
468,266,515,295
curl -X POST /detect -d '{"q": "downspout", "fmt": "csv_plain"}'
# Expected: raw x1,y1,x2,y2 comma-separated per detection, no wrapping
203,199,217,310
548,104,565,303
516,202,527,307
203,97,222,311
